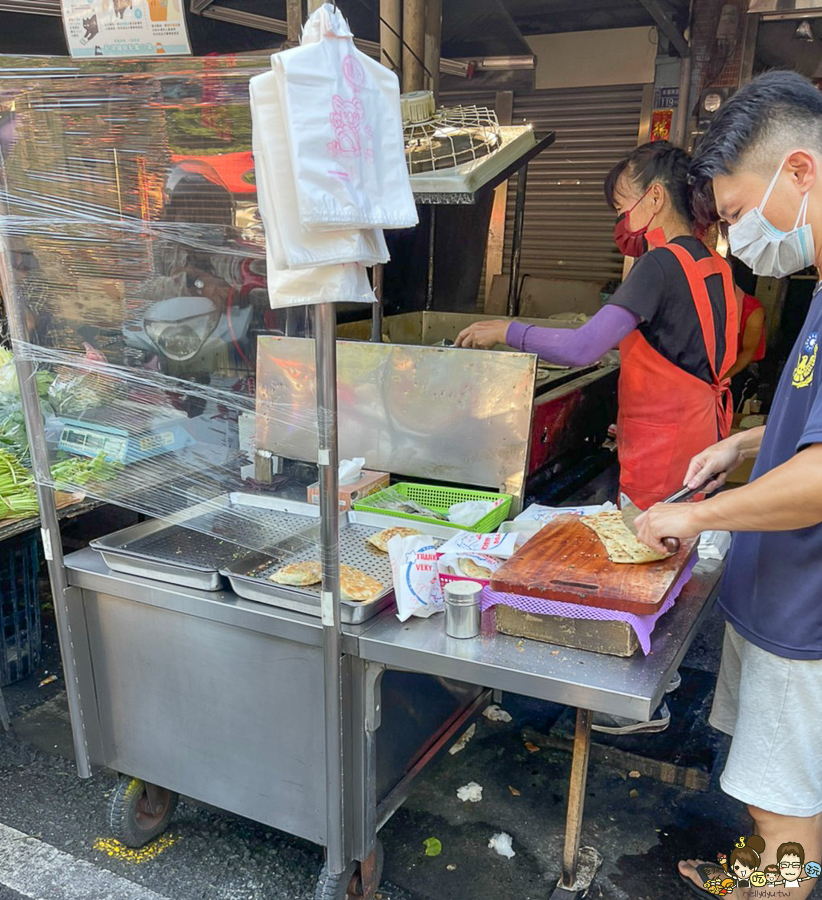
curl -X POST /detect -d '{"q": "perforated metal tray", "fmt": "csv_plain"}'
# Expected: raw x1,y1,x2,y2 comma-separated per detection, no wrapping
221,521,398,624
90,496,317,591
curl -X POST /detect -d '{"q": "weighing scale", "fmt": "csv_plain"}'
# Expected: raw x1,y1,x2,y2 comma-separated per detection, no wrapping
57,407,193,465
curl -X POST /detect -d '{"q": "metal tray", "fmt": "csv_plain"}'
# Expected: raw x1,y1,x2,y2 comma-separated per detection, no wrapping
90,496,318,591
221,521,398,625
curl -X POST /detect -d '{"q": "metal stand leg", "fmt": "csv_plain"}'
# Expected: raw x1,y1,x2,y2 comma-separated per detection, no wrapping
314,303,346,878
551,708,602,900
371,264,384,344
0,685,12,735
1,258,91,777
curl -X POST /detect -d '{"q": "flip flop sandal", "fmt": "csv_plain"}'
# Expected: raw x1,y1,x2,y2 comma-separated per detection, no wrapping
678,863,733,897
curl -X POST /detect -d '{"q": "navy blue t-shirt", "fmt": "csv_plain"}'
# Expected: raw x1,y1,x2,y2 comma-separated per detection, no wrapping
720,286,822,659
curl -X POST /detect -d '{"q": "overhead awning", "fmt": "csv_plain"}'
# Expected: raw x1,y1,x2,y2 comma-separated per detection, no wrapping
748,0,822,16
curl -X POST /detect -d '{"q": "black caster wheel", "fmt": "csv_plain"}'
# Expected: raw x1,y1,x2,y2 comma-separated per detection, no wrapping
107,777,179,848
314,840,384,900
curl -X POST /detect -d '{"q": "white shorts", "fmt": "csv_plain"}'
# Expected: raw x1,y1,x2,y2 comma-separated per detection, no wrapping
710,623,822,817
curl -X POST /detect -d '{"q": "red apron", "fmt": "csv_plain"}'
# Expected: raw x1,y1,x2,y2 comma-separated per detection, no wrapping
617,243,738,510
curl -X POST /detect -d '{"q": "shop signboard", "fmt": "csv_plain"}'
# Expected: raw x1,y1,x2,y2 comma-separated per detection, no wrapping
61,0,192,59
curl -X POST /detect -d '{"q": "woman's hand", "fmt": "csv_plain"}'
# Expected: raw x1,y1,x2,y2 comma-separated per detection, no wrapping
454,320,510,350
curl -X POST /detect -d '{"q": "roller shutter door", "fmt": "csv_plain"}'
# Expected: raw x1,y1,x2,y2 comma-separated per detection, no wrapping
503,84,646,283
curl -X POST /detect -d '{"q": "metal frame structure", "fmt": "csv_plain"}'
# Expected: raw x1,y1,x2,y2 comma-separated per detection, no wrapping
1,246,722,900
0,14,722,896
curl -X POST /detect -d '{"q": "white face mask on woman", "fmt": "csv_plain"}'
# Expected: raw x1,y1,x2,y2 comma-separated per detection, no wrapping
728,158,816,278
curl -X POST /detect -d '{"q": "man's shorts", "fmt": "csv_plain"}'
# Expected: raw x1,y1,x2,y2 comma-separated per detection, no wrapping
710,622,822,816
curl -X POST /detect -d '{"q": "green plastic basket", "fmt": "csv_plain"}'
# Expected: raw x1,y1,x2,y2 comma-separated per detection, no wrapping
353,483,512,533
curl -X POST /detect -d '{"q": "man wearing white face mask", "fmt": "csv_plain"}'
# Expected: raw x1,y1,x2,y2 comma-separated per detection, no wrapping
633,71,822,898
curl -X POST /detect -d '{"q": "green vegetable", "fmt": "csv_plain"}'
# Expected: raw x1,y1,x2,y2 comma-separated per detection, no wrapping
423,838,442,858
50,453,122,491
0,450,37,520
0,449,122,521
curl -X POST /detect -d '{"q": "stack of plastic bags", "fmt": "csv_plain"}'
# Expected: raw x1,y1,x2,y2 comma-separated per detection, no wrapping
250,3,418,309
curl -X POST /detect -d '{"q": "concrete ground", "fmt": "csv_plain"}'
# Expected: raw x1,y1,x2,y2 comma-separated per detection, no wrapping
0,567,762,900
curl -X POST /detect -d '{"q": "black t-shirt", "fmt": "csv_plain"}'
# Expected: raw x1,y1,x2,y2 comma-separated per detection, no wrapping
606,236,729,384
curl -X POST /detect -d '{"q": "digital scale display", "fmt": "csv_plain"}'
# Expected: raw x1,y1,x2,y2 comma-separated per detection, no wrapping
57,418,190,465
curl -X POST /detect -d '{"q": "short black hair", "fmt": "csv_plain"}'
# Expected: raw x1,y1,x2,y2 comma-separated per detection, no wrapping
604,140,694,226
690,70,822,229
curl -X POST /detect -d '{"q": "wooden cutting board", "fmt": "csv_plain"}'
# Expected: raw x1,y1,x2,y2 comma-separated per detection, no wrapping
490,515,697,615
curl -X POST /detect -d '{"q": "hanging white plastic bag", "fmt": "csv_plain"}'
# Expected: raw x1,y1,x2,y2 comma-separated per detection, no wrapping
273,3,418,232
388,534,444,622
249,70,389,275
266,263,376,308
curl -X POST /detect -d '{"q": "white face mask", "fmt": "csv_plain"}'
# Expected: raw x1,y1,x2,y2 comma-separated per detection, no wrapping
728,158,816,278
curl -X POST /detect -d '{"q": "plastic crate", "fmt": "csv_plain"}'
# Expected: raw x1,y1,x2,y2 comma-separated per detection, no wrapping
353,482,512,533
0,531,42,687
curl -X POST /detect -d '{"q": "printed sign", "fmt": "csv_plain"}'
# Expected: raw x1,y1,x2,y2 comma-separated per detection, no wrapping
653,87,679,109
651,108,673,142
61,0,191,59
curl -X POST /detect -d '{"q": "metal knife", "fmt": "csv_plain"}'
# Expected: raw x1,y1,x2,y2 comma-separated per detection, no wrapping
621,484,701,554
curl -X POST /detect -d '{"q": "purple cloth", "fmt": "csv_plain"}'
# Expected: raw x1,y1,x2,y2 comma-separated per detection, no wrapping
506,304,639,367
481,556,697,655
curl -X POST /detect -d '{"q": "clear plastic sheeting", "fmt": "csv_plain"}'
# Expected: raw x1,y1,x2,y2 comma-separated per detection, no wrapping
0,55,355,560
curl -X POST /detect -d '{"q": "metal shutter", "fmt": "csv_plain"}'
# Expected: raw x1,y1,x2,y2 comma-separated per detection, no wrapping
0,1,60,13
504,84,646,283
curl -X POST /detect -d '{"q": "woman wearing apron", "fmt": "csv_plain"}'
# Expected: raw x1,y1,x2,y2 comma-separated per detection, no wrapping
456,140,739,511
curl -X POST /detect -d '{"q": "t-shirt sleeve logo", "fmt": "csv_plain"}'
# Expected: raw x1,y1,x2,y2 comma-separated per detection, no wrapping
793,332,819,389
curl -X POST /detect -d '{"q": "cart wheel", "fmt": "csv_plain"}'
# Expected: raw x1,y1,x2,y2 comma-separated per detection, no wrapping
314,840,384,900
107,777,179,848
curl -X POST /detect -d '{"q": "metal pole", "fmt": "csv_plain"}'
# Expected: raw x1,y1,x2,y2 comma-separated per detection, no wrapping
424,0,442,98
507,163,528,318
425,206,436,311
313,302,345,876
0,683,12,734
673,53,693,149
402,0,426,93
379,0,402,75
0,253,91,777
286,0,306,43
371,264,384,343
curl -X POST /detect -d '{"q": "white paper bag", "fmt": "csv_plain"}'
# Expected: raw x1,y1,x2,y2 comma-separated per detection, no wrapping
249,70,389,272
388,534,444,622
273,3,418,232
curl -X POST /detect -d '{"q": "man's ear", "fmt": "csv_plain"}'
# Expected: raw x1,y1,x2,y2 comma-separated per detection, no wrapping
786,150,817,194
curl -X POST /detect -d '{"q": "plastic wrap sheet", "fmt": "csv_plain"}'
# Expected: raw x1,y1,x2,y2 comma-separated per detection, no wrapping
0,55,352,558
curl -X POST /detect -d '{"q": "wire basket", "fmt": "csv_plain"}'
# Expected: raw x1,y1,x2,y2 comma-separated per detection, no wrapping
1,531,42,687
403,105,502,175
353,483,512,533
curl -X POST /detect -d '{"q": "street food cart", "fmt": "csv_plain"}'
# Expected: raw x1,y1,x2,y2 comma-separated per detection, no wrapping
0,53,721,900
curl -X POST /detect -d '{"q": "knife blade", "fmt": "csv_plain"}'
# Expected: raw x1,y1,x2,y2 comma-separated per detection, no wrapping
621,485,702,554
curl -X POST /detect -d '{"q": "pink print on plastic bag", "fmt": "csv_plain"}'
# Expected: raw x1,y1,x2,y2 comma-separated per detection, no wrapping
327,55,374,162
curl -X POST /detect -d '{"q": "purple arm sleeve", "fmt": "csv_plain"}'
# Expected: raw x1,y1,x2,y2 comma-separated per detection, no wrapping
505,304,640,367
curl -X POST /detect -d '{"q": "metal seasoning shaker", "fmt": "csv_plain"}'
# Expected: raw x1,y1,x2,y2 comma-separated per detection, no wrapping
444,581,483,639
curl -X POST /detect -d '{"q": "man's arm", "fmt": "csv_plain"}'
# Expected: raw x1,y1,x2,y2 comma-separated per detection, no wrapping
637,442,822,550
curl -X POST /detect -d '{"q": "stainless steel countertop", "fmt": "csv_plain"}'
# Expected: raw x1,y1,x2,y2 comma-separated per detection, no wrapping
67,547,722,721
65,548,324,647
350,560,723,721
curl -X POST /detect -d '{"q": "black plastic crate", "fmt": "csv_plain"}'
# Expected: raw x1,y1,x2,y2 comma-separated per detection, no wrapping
0,531,42,687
